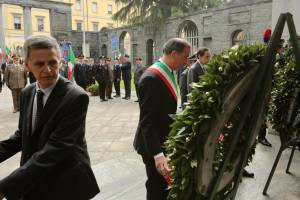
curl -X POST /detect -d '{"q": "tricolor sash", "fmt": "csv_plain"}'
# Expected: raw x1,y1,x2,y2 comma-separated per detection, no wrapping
147,61,178,102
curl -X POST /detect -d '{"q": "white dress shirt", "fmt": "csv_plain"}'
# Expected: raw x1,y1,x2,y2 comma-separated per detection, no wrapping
31,76,59,133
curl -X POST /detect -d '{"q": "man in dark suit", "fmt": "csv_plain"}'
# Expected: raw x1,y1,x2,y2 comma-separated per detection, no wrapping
95,56,109,102
0,35,100,200
113,57,121,97
74,55,88,90
133,57,146,102
187,47,211,93
121,54,132,100
134,38,190,200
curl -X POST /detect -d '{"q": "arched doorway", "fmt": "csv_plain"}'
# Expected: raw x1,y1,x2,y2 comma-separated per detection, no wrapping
101,44,107,57
231,30,246,47
178,20,199,54
146,39,155,66
119,31,131,56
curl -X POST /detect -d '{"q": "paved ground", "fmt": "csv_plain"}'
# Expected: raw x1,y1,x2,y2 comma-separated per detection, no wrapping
0,85,300,200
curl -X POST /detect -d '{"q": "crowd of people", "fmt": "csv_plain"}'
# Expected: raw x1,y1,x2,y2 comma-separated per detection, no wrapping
0,51,148,112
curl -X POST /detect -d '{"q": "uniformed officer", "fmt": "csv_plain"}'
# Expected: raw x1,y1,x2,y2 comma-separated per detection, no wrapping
121,54,132,100
113,57,121,97
95,56,109,102
73,54,88,90
105,57,114,99
133,57,146,102
4,55,27,113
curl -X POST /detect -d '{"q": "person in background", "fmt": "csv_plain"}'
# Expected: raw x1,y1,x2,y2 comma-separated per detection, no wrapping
95,56,109,102
4,55,27,113
1,60,7,87
73,55,88,90
121,54,132,100
187,47,211,93
59,59,68,79
106,57,114,99
133,57,146,102
179,56,196,109
113,57,121,97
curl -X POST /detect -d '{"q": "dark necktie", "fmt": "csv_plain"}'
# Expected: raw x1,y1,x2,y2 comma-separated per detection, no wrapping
35,90,44,131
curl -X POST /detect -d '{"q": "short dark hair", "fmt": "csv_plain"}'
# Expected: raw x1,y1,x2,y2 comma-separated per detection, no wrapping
163,38,190,55
24,35,61,60
196,47,210,58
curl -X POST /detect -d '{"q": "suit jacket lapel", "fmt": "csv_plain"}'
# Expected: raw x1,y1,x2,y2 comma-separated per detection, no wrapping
37,77,66,133
25,85,36,135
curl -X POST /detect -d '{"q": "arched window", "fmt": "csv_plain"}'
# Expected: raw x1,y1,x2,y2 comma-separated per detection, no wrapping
146,39,155,66
178,20,199,54
119,31,131,56
232,30,246,47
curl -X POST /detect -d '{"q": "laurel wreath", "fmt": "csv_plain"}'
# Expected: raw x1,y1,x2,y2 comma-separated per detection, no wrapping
165,45,266,200
269,54,300,142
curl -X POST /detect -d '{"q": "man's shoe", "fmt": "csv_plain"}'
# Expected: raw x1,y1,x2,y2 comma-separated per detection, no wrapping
243,169,254,178
13,109,17,113
108,97,113,99
125,97,130,100
258,138,272,147
134,100,139,102
100,99,106,102
113,95,120,98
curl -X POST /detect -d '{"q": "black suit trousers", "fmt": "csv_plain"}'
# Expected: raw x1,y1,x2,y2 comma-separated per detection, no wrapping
142,155,168,200
114,80,120,96
98,82,107,100
123,78,131,98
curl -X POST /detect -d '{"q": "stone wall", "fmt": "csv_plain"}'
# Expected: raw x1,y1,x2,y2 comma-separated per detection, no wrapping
95,0,272,65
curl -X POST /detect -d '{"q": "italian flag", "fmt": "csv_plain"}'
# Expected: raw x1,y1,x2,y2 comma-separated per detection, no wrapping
5,46,11,60
67,46,76,80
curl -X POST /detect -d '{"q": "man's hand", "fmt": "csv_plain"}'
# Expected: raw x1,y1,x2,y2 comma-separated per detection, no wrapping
154,155,171,177
0,192,5,200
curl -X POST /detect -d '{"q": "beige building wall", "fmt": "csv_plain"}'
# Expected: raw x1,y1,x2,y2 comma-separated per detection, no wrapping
3,4,51,53
65,0,120,31
3,4,24,48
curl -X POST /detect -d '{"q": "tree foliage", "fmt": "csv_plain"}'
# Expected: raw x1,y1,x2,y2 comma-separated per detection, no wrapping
113,0,227,26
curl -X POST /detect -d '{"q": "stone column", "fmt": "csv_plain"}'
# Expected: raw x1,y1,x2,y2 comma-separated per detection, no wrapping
0,3,6,63
23,6,32,39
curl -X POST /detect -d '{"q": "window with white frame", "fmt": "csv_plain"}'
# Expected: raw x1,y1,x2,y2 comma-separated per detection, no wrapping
107,4,112,14
92,22,99,32
76,0,81,10
76,21,82,31
92,2,98,13
37,17,44,32
13,15,21,30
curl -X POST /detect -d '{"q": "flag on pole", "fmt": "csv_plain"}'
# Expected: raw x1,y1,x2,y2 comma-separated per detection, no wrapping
5,46,11,58
69,46,76,65
0,48,2,60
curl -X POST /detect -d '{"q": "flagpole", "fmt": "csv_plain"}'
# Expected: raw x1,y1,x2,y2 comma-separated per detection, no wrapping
82,0,86,59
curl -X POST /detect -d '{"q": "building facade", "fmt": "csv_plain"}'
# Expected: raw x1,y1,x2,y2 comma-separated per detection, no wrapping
63,0,120,32
95,0,273,65
1,0,283,65
0,0,72,61
0,0,120,60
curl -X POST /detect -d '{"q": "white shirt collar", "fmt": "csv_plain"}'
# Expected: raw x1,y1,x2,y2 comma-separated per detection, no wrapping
35,75,60,96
